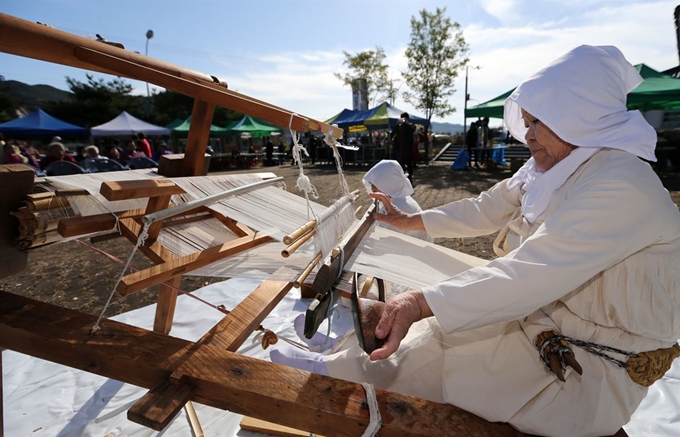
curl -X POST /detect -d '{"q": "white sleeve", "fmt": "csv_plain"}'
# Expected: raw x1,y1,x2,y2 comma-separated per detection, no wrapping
420,179,522,238
422,172,666,334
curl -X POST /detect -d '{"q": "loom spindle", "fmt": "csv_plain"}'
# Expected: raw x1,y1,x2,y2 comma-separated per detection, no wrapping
281,229,316,258
283,219,317,245
294,252,323,288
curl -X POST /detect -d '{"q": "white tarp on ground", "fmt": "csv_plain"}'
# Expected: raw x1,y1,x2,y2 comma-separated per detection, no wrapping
90,111,170,137
3,276,679,436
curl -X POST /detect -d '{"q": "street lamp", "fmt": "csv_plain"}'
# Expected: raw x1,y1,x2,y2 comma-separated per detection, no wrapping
145,29,154,113
463,65,481,137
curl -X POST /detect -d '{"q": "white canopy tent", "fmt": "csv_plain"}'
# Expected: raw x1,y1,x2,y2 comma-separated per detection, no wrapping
90,111,170,136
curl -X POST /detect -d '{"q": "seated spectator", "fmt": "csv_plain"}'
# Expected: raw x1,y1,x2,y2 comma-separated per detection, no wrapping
120,140,144,165
74,145,88,163
39,142,77,169
107,146,122,162
17,141,40,169
2,143,29,165
151,140,172,163
80,145,108,172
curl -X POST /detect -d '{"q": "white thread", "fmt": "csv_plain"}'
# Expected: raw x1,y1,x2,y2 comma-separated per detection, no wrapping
360,382,382,437
91,222,151,333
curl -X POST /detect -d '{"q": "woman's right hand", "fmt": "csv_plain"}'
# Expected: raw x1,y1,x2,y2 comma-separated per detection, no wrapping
369,192,426,232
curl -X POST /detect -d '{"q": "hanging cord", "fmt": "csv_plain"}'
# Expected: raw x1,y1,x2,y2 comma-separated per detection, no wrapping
91,221,151,333
78,238,306,350
360,382,382,437
323,125,354,197
289,113,319,221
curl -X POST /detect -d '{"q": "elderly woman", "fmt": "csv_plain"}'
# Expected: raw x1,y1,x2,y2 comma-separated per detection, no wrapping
277,45,680,437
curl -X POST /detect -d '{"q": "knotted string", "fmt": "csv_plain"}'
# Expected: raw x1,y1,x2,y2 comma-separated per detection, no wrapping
323,125,354,197
289,113,319,222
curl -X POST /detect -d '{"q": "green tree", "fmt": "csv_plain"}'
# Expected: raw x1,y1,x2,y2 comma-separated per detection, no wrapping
334,46,389,107
0,76,20,123
402,7,469,129
43,74,144,127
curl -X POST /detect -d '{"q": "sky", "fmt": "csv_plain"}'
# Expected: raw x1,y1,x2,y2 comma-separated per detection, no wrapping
1,0,679,129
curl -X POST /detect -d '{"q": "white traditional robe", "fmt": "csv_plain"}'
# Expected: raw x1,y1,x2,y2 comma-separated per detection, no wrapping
325,149,680,437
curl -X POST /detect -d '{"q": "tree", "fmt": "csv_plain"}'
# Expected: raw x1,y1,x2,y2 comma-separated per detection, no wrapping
43,74,144,127
0,76,20,123
334,46,389,108
402,7,469,129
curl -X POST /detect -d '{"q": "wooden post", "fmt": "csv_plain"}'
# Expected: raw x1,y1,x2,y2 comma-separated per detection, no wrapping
153,276,180,335
182,99,214,177
0,165,34,279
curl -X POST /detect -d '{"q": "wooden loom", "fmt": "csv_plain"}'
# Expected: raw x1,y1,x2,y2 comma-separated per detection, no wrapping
0,13,630,437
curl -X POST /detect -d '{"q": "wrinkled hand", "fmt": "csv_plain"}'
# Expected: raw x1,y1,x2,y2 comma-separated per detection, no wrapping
369,193,426,233
369,290,433,361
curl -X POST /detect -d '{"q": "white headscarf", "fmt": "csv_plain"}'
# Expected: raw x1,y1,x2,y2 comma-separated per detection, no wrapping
363,160,414,198
505,45,658,222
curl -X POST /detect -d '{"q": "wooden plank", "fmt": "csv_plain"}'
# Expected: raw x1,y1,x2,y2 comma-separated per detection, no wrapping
154,276,180,335
144,195,172,242
0,291,527,436
208,210,253,237
182,100,214,177
100,179,185,202
72,46,345,138
117,232,271,296
0,164,34,279
0,13,221,89
127,378,195,430
197,278,293,352
241,416,325,437
118,217,177,266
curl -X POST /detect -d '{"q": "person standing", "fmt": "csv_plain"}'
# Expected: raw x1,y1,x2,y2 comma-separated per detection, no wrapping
466,121,479,168
391,112,416,183
136,132,152,158
264,136,274,166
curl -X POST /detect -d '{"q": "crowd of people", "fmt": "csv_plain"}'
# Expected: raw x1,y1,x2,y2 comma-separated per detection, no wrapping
0,132,172,172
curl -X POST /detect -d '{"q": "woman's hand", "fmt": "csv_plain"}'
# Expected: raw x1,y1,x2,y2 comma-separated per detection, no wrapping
369,290,433,361
369,193,426,232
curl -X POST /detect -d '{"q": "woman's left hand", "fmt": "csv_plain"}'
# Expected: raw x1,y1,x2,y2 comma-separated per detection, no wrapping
369,290,433,361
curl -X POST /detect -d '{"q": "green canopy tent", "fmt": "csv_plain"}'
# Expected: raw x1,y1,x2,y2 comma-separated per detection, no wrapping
465,89,514,119
465,64,680,119
171,116,230,137
230,115,282,138
626,64,680,111
164,118,184,130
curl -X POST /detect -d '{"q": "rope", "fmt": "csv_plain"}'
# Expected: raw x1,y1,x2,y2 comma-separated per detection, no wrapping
323,125,352,196
360,382,381,437
91,221,150,333
539,335,680,386
289,112,319,222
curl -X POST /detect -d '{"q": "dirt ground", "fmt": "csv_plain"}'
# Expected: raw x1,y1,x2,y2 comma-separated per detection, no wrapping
3,161,680,319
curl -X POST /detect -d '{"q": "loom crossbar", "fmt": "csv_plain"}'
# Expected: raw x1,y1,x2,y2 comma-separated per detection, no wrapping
142,176,284,225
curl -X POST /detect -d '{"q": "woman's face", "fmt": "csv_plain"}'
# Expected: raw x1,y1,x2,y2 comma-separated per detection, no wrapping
521,109,576,171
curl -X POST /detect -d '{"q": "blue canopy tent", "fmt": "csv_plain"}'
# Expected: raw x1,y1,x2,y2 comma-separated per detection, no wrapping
0,109,89,139
325,103,430,132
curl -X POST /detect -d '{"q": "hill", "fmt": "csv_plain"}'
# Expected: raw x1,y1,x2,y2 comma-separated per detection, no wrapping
1,79,72,110
430,121,463,135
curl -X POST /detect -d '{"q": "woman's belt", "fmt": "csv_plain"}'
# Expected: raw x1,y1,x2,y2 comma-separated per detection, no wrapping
536,330,680,387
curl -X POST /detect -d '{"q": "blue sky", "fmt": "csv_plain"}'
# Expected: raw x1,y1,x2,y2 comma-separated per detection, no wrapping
1,0,678,128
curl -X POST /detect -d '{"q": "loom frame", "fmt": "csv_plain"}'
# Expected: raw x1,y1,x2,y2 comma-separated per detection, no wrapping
0,12,538,436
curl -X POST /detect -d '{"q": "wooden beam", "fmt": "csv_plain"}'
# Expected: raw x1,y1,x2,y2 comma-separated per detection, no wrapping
0,164,34,279
183,100,215,177
208,210,253,237
144,195,172,242
118,217,177,266
0,13,222,89
117,232,271,296
197,278,293,352
0,291,527,437
154,276,180,336
100,179,185,201
127,377,195,430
